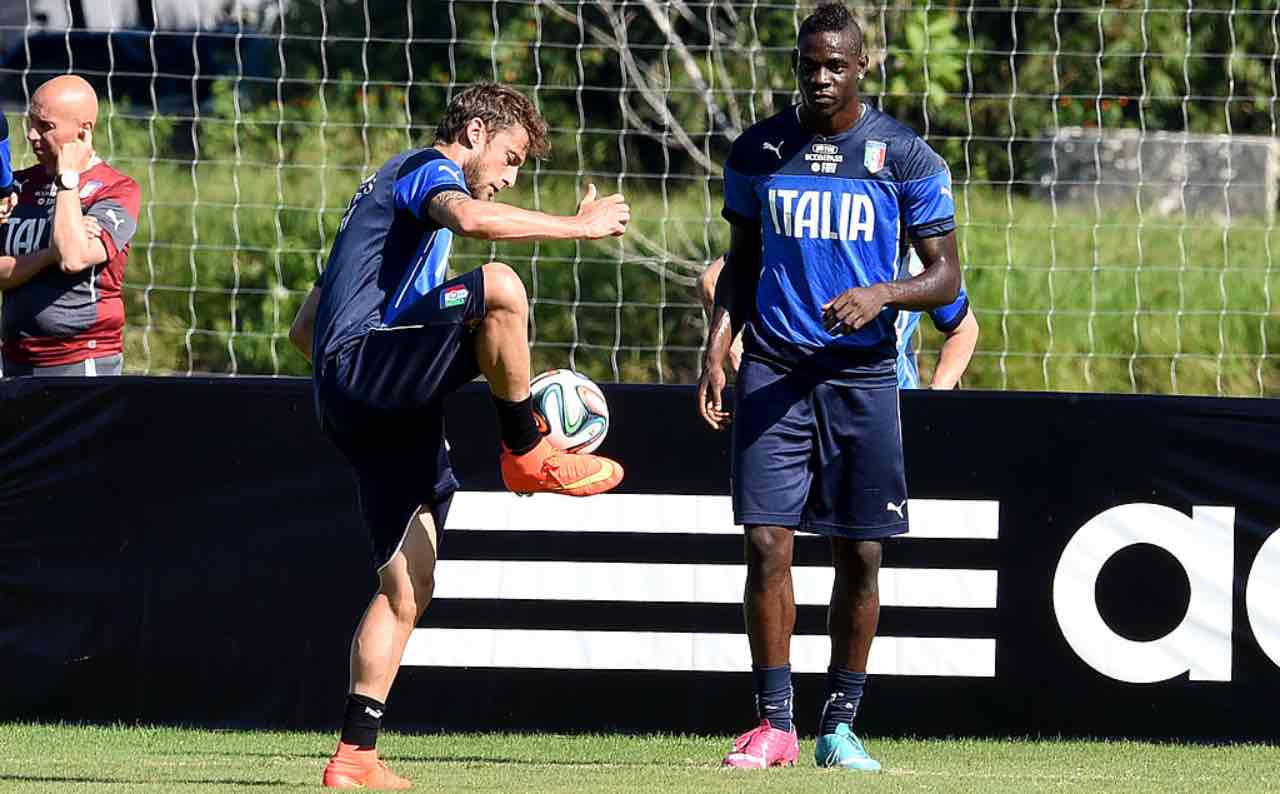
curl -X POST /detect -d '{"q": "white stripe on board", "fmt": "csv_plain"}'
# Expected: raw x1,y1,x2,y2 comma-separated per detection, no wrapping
447,492,999,539
403,629,995,677
434,560,997,609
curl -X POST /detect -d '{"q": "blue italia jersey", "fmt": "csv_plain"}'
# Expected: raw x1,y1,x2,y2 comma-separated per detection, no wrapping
723,105,955,375
894,249,970,389
0,115,14,196
313,148,469,361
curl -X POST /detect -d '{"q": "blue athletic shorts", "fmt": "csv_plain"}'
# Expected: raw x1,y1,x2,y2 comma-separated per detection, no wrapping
316,268,485,570
731,355,909,539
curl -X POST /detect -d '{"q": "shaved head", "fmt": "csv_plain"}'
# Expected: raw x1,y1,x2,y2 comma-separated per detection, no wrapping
32,75,99,126
27,74,99,169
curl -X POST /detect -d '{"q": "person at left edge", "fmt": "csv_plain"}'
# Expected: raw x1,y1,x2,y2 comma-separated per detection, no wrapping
0,113,16,221
0,75,140,377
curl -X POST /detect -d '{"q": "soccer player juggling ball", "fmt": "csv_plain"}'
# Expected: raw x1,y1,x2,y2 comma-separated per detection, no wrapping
697,3,963,771
289,83,629,789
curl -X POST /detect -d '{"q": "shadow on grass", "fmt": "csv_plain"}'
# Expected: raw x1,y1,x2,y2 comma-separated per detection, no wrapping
389,754,683,768
152,750,675,768
154,750,330,761
0,774,306,787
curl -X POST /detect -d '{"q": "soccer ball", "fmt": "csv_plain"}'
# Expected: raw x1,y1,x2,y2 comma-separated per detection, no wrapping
529,369,610,454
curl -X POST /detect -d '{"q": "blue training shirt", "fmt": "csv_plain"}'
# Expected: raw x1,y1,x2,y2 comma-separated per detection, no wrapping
0,115,14,196
723,104,955,376
312,147,469,362
894,249,970,389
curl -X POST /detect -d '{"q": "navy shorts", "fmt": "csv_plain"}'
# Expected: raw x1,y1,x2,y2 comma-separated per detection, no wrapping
316,268,485,570
731,356,908,539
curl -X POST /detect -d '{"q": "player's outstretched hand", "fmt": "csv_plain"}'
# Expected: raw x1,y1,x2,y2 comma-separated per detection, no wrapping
576,183,630,239
823,284,888,336
697,362,730,431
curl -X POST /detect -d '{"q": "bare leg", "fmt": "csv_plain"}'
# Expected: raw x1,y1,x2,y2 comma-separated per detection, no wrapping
349,509,439,702
828,538,882,671
473,262,530,402
744,525,796,666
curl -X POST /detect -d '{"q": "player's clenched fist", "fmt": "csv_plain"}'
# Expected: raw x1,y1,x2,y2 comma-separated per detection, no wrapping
575,182,630,238
823,283,888,336
57,128,94,174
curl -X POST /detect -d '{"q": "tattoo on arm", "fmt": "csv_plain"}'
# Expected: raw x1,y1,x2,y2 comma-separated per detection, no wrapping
429,190,468,212
426,189,471,228
712,310,731,343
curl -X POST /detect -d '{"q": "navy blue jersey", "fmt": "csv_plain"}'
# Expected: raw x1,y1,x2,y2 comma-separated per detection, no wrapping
894,249,970,389
723,105,955,375
313,148,469,361
0,115,14,195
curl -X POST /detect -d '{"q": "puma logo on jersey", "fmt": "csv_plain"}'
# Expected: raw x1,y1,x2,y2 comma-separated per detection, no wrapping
767,189,876,242
104,208,125,231
762,140,784,159
886,500,907,518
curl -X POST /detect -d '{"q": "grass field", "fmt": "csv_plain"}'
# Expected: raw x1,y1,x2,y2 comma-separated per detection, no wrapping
2,723,1277,793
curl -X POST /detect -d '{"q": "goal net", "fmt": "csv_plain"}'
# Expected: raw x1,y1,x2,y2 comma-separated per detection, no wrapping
1,1,1276,394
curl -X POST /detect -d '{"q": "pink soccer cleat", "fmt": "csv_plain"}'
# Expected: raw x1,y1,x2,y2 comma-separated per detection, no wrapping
722,720,799,769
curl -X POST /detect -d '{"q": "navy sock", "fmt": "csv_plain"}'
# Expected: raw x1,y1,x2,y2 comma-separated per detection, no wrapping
340,693,385,750
820,667,867,735
493,395,541,455
752,664,793,733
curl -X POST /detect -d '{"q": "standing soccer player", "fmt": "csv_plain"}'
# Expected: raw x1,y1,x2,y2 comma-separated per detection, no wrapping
698,3,962,771
288,83,629,789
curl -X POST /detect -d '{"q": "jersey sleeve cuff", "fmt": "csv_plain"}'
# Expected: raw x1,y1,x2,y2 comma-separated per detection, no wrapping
908,217,957,240
722,206,760,228
931,296,970,333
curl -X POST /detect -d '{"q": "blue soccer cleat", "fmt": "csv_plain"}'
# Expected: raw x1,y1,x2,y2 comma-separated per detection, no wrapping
814,723,881,771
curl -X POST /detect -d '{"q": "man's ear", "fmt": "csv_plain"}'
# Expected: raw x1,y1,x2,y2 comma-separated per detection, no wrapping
464,117,487,149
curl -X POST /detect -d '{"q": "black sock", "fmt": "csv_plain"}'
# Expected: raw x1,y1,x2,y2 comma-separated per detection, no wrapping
752,664,794,733
493,395,542,455
819,668,867,735
340,693,385,750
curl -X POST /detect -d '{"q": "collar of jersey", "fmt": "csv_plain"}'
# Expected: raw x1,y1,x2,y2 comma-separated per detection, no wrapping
791,102,872,143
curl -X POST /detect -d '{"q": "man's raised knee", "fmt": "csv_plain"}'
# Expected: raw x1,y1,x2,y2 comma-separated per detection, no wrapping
481,261,528,314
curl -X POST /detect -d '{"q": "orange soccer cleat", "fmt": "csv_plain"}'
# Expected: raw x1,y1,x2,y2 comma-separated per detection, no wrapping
322,742,411,790
500,437,624,497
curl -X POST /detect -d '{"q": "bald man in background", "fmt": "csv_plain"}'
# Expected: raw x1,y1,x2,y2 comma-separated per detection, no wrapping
0,75,140,376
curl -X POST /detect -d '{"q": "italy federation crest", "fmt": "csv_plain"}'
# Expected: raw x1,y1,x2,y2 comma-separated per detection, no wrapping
864,140,887,174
